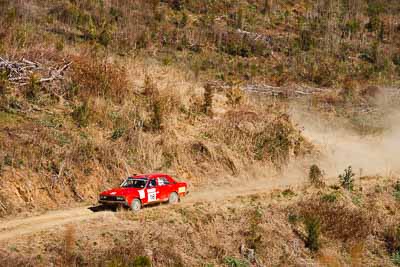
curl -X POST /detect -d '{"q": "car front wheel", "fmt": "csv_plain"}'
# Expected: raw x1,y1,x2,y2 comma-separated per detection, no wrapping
168,192,179,204
130,198,142,212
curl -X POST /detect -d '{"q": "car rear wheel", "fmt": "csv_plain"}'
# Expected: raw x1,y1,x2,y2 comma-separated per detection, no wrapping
168,192,179,204
130,198,142,212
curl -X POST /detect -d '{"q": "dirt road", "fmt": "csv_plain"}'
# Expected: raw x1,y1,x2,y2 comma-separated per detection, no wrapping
0,206,115,242
0,175,308,243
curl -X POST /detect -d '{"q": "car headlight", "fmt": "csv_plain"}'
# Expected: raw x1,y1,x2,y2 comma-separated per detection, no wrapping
116,196,125,201
100,195,107,200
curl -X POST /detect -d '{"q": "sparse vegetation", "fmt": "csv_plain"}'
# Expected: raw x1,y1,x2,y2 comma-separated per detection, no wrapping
394,181,400,201
304,217,320,252
71,102,90,127
339,166,355,191
309,164,324,187
224,256,249,267
297,196,373,242
70,56,129,102
203,83,214,116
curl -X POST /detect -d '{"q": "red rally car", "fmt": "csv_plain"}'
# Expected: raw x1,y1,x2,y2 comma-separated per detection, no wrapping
99,173,188,211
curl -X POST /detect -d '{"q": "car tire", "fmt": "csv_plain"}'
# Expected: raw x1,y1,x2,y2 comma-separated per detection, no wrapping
130,198,142,212
168,192,179,204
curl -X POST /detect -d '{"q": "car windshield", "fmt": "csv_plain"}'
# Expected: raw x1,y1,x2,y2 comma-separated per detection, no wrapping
121,178,148,188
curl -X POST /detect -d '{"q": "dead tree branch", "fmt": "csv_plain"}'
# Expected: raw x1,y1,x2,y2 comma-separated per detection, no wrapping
0,57,71,86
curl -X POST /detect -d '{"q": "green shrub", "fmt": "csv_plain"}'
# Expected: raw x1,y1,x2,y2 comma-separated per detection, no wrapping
4,154,12,166
339,166,355,191
0,70,8,97
342,19,361,35
111,127,125,141
394,181,400,201
170,0,183,11
384,225,400,255
393,251,400,266
224,256,249,267
304,216,320,252
309,164,324,187
203,83,214,115
288,213,299,224
24,74,41,100
255,116,295,169
282,188,295,198
321,193,337,203
72,102,90,127
130,255,151,267
393,54,400,66
298,197,372,242
150,99,163,131
298,28,314,51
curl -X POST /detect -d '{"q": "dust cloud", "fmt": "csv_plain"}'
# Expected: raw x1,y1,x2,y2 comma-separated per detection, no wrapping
290,104,400,178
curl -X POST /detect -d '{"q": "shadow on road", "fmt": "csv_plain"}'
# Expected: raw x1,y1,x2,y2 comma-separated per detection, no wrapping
88,202,165,213
88,205,117,212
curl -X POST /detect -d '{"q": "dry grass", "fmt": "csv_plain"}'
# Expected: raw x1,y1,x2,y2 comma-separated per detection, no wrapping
69,55,129,102
296,195,374,242
63,224,76,266
207,106,312,169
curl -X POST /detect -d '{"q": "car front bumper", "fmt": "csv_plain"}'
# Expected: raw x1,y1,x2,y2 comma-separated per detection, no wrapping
99,199,128,206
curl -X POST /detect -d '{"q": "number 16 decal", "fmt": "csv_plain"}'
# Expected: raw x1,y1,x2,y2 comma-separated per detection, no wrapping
147,188,157,202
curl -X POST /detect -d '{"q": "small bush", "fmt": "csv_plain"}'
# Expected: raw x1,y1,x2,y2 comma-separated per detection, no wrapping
72,102,90,127
393,251,400,266
131,255,151,267
384,225,400,255
226,87,245,107
393,54,400,66
70,56,129,102
150,98,163,131
394,181,400,201
339,166,355,191
309,164,324,187
304,217,320,252
203,83,214,115
0,70,8,97
111,127,125,141
24,74,41,100
298,28,314,51
298,197,373,242
321,193,337,203
224,256,249,267
255,115,296,169
170,0,183,11
143,74,157,97
142,75,164,131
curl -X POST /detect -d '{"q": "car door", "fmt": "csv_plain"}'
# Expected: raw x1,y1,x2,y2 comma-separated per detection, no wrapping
146,178,159,203
157,177,172,201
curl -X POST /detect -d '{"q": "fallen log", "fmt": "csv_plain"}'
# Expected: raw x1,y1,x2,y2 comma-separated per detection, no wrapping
0,57,71,86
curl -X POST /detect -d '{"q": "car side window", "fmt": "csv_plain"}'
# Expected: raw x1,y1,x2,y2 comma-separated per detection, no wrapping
157,177,170,186
148,179,156,188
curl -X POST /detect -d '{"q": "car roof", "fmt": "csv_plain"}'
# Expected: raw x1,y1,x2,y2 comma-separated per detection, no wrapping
131,173,170,179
